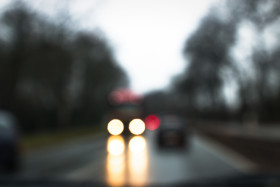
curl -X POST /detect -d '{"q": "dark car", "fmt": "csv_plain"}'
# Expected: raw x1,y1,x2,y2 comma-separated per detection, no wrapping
156,115,187,148
0,111,20,173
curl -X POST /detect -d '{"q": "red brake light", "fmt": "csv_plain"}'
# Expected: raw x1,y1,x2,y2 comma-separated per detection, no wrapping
145,115,160,130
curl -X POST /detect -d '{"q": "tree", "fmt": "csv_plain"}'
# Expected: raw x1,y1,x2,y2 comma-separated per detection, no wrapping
0,1,129,132
173,0,280,122
175,11,237,113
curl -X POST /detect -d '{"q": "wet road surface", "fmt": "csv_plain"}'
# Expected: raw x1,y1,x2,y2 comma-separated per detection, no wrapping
16,131,242,186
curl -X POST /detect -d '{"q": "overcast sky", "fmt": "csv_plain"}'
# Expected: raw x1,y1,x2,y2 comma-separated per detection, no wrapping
94,0,219,94
2,0,219,94
92,0,219,94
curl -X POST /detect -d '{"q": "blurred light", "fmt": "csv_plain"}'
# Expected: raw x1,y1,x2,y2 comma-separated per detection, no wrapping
107,119,124,135
128,136,148,186
106,136,125,186
129,136,146,153
107,136,125,156
129,119,145,135
109,88,143,105
145,114,160,130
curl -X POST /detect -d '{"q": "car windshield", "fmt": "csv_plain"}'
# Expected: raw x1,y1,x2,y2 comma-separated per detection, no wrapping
1,0,280,186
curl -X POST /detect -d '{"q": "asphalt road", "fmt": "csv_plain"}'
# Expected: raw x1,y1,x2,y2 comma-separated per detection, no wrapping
15,131,243,186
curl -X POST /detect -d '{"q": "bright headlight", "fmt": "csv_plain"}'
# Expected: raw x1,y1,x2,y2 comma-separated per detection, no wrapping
129,119,145,135
107,119,124,135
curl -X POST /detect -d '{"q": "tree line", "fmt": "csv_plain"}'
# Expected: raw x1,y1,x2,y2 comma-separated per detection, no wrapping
144,0,280,124
0,2,128,133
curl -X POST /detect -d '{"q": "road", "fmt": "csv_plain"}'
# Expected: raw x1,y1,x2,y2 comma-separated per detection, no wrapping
15,131,246,186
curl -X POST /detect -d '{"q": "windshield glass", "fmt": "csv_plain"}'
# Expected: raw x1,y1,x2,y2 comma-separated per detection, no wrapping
1,0,280,186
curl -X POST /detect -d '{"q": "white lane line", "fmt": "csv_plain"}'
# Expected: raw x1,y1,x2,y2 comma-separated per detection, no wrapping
196,133,258,173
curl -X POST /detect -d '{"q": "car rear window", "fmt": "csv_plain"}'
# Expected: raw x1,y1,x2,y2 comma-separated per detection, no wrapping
161,121,182,129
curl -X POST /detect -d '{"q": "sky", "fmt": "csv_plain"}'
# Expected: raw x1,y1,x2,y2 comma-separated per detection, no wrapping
1,0,219,94
91,0,219,94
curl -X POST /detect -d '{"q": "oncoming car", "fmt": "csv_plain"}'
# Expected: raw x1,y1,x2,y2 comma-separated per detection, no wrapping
107,89,145,136
107,118,145,136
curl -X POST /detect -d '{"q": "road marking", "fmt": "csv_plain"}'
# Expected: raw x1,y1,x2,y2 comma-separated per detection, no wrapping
196,133,258,173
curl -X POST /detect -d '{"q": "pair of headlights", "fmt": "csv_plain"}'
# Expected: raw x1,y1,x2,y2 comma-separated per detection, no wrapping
107,119,145,135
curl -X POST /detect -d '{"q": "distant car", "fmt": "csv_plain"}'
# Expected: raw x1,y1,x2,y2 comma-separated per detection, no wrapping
156,115,187,148
0,111,20,173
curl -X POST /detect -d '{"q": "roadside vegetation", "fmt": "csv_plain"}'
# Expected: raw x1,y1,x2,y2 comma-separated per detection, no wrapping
144,0,280,125
22,125,104,152
0,1,128,135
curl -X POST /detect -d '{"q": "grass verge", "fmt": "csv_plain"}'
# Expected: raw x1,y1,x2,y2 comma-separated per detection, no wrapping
22,125,104,152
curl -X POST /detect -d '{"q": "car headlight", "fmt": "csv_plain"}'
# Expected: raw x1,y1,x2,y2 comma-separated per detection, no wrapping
129,119,145,135
107,119,124,135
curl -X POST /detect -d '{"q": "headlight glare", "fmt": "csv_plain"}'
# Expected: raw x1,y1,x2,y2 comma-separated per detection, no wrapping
129,119,145,135
107,119,124,135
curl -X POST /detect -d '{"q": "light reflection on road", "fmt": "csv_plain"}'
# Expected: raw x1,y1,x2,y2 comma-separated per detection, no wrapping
106,135,148,186
106,136,126,186
128,136,148,186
